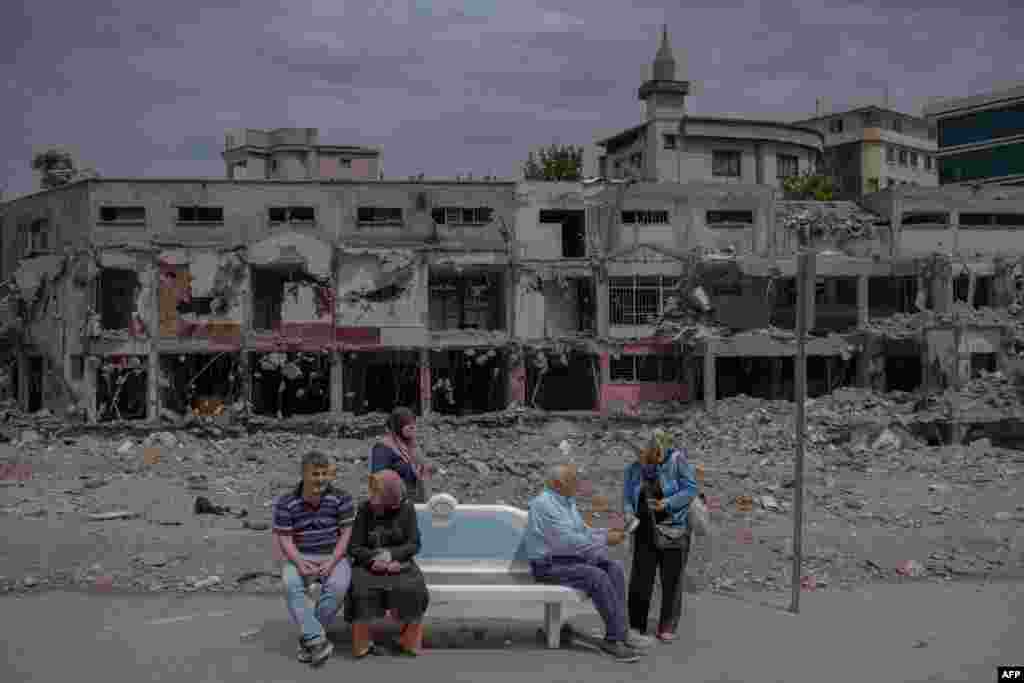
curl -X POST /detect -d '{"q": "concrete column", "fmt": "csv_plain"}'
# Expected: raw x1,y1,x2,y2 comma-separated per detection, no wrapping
703,341,716,411
147,261,160,423
597,351,610,414
16,345,27,411
330,350,345,414
967,271,977,308
85,355,100,423
507,351,526,406
595,266,610,338
856,275,869,328
754,143,764,185
685,351,697,404
931,256,954,315
418,348,432,416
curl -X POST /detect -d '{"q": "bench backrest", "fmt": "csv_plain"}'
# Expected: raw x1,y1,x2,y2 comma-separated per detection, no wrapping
414,500,529,562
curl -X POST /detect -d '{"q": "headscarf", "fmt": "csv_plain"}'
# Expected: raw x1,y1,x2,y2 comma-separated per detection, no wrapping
379,406,419,472
369,470,404,514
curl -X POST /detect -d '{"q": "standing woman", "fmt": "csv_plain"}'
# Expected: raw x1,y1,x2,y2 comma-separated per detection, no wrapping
346,469,430,657
370,407,431,504
622,429,698,642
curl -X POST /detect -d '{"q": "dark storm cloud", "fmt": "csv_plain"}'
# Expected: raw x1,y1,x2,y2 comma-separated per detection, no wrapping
2,0,1023,196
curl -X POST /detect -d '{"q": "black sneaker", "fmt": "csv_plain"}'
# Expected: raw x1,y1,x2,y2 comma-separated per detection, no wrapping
599,639,640,663
303,636,334,666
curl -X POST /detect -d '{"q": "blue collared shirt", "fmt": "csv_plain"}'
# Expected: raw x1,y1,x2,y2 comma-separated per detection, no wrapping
524,487,609,562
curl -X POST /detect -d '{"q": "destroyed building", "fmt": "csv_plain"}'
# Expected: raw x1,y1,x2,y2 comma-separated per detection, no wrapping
3,176,1022,424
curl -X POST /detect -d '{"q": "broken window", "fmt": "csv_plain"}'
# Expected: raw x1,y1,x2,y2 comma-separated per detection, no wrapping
973,276,993,307
621,210,670,225
27,219,50,254
970,353,997,377
341,159,352,168
99,207,146,223
252,352,330,417
178,296,213,316
898,149,908,166
901,212,949,227
828,119,844,134
707,210,754,225
609,355,681,382
429,272,503,330
540,210,587,258
777,154,799,179
663,134,678,150
71,355,84,381
98,268,139,330
268,206,316,224
159,353,240,417
609,275,678,326
251,267,321,331
869,276,918,317
357,207,403,225
97,356,147,421
430,207,494,225
712,150,741,177
177,206,224,223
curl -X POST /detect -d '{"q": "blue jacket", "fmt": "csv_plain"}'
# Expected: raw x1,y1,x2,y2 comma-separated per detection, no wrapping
523,487,609,563
623,447,698,531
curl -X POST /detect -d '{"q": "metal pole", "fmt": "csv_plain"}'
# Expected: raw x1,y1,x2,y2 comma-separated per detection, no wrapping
790,250,812,614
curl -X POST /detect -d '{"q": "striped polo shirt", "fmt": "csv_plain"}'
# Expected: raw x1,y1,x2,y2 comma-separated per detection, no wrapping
272,484,356,555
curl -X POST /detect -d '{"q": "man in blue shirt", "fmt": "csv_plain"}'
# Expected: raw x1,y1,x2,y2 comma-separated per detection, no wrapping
524,463,650,663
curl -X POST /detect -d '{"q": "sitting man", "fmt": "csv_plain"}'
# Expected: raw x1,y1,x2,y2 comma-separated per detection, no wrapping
273,450,356,666
524,463,652,663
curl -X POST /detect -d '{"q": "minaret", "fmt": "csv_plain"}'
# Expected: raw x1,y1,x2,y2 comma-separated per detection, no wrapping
638,25,691,181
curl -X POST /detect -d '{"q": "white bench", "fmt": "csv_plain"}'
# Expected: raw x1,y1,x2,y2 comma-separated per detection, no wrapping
414,493,590,649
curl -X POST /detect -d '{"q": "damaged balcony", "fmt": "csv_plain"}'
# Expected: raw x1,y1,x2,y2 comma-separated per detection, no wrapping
516,267,596,340
251,352,331,417
428,267,508,344
429,348,507,416
251,265,335,350
158,253,245,350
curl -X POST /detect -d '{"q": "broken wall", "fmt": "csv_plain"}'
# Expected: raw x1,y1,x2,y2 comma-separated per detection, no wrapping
515,267,594,341
248,231,333,348
336,248,426,347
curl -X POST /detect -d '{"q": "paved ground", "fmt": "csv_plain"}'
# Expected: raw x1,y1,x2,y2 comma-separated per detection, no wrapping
3,580,1021,683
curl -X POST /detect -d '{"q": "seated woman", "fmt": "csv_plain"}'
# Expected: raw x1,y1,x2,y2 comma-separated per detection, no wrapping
346,469,430,658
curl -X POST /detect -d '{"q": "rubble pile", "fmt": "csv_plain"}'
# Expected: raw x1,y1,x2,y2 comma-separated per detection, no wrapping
0,392,1021,597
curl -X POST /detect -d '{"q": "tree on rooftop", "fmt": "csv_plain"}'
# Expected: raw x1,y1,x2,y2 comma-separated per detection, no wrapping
31,148,97,190
781,170,836,201
523,144,583,181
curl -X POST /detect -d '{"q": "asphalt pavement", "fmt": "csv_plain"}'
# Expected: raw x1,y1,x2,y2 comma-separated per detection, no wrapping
2,581,1021,683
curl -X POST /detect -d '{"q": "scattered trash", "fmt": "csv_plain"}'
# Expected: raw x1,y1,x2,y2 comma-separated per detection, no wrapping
89,511,138,521
193,576,221,589
896,560,925,578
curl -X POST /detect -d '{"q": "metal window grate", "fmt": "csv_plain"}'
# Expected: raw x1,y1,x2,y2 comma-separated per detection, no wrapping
608,275,678,325
608,355,683,382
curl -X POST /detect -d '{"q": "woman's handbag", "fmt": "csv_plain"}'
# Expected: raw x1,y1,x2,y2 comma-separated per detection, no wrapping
646,492,689,550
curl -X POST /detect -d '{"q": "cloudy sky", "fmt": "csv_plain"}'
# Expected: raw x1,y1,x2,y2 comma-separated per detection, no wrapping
3,0,1022,197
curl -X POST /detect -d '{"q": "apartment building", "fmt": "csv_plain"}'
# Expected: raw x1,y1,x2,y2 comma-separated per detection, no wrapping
596,27,824,189
923,83,1024,187
223,128,382,181
794,105,938,198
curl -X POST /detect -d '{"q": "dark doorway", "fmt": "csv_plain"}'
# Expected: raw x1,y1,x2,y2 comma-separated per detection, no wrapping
885,355,922,392
252,352,330,417
526,351,597,410
28,357,43,412
539,210,587,258
343,351,421,415
98,269,139,330
429,349,506,416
